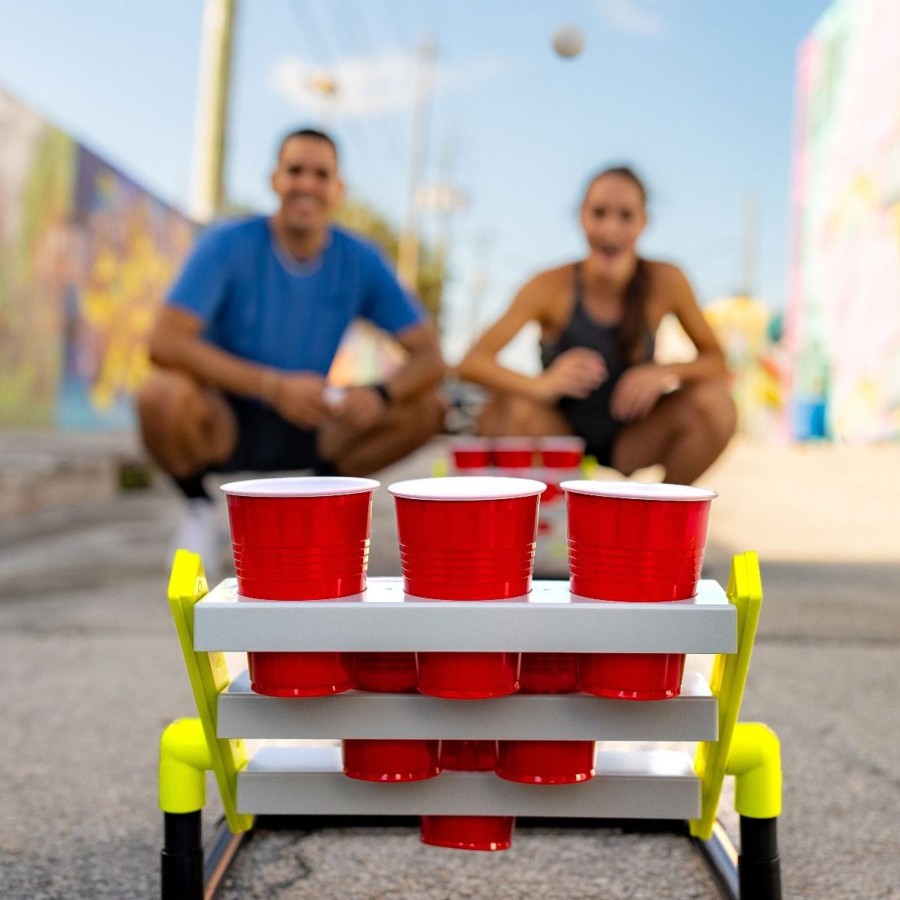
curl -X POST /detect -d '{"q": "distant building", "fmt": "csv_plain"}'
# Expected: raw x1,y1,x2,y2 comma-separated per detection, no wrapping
786,0,900,441
0,85,196,429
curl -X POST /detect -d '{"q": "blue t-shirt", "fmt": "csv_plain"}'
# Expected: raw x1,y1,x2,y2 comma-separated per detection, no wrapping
166,217,426,374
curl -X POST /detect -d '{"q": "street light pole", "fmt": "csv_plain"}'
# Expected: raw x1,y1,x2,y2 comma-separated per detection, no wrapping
189,0,237,223
397,35,437,290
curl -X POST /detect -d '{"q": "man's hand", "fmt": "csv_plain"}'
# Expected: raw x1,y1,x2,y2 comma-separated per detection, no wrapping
329,384,389,430
267,372,330,428
610,364,680,422
533,347,607,403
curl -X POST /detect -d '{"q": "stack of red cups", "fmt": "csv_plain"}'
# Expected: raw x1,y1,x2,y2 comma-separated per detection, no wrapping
388,475,545,851
561,480,717,700
221,476,380,697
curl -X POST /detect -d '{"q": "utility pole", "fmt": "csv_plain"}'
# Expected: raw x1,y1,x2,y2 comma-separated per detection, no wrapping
189,0,237,223
397,35,437,290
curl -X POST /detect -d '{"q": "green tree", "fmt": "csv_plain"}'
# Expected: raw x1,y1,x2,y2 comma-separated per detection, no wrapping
335,198,445,321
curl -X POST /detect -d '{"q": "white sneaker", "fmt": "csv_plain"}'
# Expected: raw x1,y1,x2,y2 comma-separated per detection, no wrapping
169,498,228,584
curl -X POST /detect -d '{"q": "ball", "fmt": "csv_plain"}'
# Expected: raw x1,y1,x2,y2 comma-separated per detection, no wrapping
553,25,585,58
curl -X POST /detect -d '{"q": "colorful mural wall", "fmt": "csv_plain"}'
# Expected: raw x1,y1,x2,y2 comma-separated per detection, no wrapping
787,0,900,441
0,87,195,429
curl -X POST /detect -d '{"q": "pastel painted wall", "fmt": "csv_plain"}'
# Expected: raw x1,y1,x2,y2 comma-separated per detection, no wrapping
787,0,900,441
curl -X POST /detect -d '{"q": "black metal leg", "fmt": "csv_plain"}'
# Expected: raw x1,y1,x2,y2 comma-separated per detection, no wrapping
161,811,203,900
739,816,781,900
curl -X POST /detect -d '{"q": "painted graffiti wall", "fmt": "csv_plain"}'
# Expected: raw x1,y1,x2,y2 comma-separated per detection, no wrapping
787,0,900,441
0,87,195,429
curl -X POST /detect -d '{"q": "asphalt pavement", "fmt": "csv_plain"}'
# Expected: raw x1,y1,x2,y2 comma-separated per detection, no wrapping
1,430,898,898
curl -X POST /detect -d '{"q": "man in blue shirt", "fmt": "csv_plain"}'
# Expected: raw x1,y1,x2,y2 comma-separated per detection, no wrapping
137,128,446,570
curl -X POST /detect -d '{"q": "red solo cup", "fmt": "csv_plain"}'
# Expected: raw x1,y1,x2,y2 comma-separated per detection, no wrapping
496,740,596,784
450,437,492,470
247,651,354,697
416,651,521,700
577,652,686,701
439,740,498,771
519,653,577,693
388,476,545,601
538,436,586,468
353,652,418,693
420,815,514,851
342,739,440,782
541,481,564,504
221,476,379,601
561,481,717,602
491,437,535,468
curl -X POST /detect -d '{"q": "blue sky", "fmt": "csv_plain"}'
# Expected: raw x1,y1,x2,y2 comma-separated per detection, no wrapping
0,0,834,360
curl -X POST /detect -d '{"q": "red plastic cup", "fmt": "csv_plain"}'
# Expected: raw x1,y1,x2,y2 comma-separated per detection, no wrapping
342,738,440,782
562,480,715,701
538,436,586,468
439,740,498,771
561,481,717,602
353,652,418,693
420,815,515,851
450,437,492,470
247,650,353,697
223,476,378,697
491,437,535,468
221,476,379,601
519,653,578,693
577,652,686,701
416,652,521,700
389,476,545,601
496,740,596,784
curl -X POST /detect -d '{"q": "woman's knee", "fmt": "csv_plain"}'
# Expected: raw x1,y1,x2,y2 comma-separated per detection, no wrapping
683,380,737,444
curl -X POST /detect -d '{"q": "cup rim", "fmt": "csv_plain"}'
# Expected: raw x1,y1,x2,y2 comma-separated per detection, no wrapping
220,476,380,497
389,476,546,500
560,480,717,502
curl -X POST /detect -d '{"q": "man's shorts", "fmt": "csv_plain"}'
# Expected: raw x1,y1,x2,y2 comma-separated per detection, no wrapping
210,395,326,474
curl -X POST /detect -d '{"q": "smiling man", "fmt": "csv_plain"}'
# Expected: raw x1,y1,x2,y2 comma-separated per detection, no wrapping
137,128,446,570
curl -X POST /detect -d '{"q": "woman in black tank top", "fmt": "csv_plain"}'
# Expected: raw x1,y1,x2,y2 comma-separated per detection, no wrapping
458,166,736,485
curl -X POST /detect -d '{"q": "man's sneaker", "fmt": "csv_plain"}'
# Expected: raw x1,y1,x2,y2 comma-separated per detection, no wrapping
169,498,228,583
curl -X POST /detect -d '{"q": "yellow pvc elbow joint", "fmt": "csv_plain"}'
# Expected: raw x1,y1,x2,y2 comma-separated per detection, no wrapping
726,722,782,819
159,718,212,814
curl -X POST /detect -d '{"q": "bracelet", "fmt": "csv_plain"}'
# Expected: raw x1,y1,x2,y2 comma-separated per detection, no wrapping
370,382,392,404
259,368,281,405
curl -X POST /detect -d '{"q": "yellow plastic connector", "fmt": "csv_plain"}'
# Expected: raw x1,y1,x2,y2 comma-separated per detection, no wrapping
166,550,253,834
727,722,782,820
159,717,211,813
691,551,765,839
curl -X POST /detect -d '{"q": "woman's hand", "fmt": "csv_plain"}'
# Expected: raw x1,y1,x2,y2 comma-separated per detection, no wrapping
610,364,680,422
534,347,607,403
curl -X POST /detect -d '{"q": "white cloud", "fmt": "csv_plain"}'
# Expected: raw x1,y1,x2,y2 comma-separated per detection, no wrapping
595,0,668,37
269,50,508,120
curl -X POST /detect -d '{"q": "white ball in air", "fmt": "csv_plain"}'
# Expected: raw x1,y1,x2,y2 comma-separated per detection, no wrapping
553,26,585,58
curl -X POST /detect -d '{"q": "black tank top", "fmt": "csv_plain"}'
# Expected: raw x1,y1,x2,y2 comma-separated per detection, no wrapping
540,263,654,376
539,263,654,458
